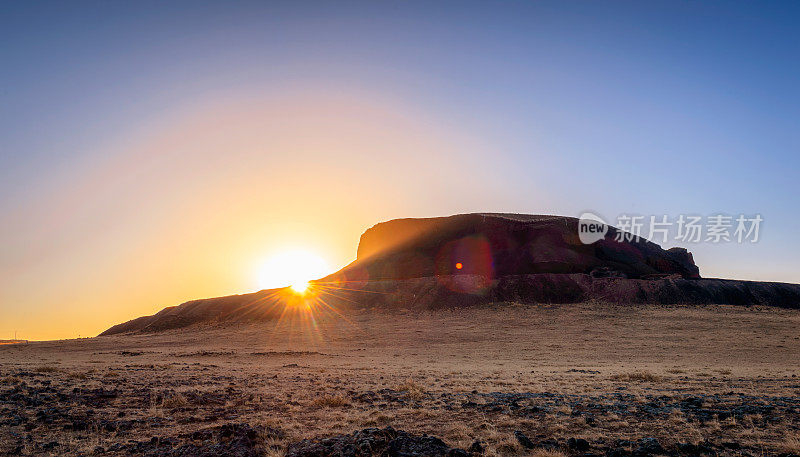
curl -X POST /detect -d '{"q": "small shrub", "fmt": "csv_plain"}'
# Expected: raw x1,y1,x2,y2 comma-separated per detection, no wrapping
34,366,59,373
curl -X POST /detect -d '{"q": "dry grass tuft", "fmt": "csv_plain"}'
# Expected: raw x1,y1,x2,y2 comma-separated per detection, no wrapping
611,371,662,382
264,447,286,457
161,392,189,409
396,380,425,400
530,450,568,457
361,411,392,426
34,366,59,373
667,409,686,425
493,435,521,456
311,395,351,408
783,433,800,454
262,435,287,457
68,371,89,380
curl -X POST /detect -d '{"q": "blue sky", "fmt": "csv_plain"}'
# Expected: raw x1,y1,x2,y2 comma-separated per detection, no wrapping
1,1,799,339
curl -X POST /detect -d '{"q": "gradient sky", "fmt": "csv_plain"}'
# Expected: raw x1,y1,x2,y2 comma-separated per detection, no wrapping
2,1,799,340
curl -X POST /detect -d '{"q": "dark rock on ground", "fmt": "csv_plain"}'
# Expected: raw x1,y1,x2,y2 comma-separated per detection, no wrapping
286,426,470,457
114,423,276,457
634,437,666,456
568,437,591,451
513,430,535,449
468,441,485,454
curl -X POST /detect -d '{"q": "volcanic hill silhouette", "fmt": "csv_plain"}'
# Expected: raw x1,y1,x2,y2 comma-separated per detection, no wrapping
100,214,800,335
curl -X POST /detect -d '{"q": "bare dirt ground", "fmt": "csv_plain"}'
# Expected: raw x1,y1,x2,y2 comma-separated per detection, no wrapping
1,302,799,456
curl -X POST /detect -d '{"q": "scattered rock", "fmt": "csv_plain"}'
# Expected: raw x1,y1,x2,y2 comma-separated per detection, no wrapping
513,431,535,449
286,426,468,457
113,423,274,457
468,440,485,454
634,437,665,456
568,437,591,452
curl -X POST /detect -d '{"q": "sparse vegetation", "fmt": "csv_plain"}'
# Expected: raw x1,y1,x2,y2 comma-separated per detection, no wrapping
1,303,799,456
396,380,426,400
67,371,89,380
530,450,568,457
264,447,287,457
311,395,350,408
611,370,662,382
162,392,189,409
783,433,800,454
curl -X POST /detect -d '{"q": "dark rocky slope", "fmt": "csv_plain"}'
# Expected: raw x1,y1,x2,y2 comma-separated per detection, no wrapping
100,214,800,336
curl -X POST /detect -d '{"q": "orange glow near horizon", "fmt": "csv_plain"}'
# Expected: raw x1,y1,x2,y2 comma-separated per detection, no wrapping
0,89,513,341
256,249,331,292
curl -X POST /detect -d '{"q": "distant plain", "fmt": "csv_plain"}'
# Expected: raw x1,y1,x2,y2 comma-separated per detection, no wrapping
2,302,799,456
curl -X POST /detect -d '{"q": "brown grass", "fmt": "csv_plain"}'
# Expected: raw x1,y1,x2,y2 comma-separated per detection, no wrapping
783,433,800,454
611,370,662,382
161,392,189,409
67,371,89,380
264,447,287,457
530,450,568,457
396,380,426,400
1,302,799,456
311,395,350,408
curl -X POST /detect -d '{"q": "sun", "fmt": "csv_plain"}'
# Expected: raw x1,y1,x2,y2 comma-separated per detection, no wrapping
290,281,310,294
255,249,331,293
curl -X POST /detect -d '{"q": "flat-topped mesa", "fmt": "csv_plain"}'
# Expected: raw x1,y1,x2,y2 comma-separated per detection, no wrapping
333,213,699,282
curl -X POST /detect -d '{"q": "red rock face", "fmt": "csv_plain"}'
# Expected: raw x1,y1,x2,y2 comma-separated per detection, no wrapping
333,213,700,283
